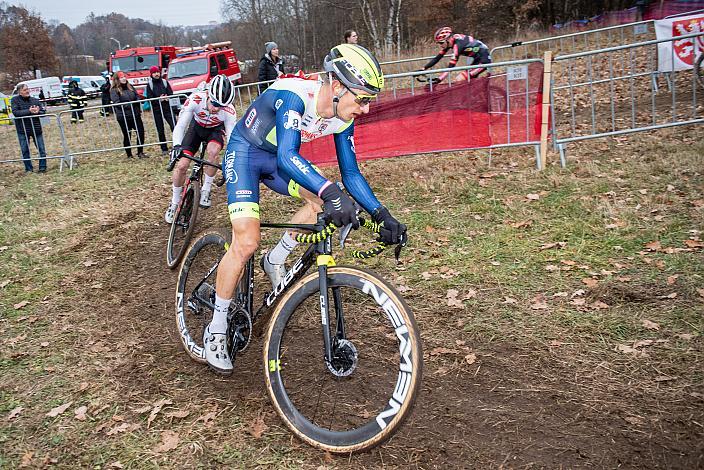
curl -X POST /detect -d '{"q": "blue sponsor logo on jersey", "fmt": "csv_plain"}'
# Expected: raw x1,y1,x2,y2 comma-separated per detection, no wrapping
245,109,257,128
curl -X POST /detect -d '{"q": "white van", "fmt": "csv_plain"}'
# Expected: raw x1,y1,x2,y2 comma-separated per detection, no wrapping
12,77,64,105
62,75,107,99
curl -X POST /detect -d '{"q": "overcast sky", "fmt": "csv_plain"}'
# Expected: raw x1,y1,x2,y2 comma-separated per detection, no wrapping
13,0,225,27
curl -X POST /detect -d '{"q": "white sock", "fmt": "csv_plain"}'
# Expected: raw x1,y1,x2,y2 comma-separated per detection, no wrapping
211,294,231,333
171,185,182,205
202,174,215,192
268,231,298,265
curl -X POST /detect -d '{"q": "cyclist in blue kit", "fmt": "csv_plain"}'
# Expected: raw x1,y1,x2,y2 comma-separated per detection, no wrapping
202,44,408,374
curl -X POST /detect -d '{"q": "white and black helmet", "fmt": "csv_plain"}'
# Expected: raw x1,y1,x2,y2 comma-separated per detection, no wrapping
207,74,235,107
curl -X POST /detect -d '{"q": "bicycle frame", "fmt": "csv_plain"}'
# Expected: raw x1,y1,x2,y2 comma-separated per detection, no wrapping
188,217,344,367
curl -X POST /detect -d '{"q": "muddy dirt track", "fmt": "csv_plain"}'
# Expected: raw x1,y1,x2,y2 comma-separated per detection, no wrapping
48,193,702,469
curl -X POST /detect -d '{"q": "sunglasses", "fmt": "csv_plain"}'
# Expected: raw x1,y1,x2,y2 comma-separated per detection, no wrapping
209,99,224,109
344,86,375,105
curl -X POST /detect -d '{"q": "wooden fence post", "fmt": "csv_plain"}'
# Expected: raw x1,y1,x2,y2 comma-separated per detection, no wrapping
539,50,553,170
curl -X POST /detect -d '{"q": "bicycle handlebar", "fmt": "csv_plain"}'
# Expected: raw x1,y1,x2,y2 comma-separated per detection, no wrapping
292,214,407,261
167,150,226,186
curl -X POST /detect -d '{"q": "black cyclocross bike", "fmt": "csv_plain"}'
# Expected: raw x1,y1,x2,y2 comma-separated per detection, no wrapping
175,211,422,453
165,146,224,268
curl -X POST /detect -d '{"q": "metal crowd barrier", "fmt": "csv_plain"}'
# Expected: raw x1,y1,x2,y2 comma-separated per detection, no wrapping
551,31,704,162
0,94,188,171
490,8,704,62
0,113,70,171
491,20,657,62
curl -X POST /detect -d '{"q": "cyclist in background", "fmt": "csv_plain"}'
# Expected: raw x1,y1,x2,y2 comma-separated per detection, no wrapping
203,44,407,374
165,75,237,223
421,27,492,84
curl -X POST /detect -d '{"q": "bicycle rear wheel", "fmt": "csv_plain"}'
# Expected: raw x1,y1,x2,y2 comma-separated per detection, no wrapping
264,266,423,453
166,181,200,269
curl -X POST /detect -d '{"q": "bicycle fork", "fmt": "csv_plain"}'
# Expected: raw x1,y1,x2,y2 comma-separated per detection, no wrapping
316,238,346,368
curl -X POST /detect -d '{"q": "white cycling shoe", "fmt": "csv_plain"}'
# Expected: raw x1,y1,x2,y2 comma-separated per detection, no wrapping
199,189,212,208
203,324,233,375
261,252,287,288
164,203,177,224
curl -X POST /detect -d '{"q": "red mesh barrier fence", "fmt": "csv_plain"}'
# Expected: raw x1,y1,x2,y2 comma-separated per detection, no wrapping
301,62,544,166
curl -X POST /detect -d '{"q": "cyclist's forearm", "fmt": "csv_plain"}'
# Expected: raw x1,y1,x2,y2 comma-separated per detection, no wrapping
423,54,443,70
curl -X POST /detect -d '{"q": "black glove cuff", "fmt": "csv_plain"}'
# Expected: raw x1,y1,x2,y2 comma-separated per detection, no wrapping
320,183,342,202
372,206,390,222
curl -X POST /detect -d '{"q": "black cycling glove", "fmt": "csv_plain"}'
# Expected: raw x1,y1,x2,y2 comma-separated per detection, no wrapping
321,184,359,229
373,206,407,245
167,145,182,171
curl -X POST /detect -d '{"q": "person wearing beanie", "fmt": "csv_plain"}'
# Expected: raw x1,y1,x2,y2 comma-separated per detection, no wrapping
257,41,286,93
145,65,177,155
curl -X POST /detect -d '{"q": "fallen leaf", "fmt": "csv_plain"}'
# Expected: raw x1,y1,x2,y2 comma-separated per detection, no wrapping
544,264,560,272
479,172,499,179
624,416,644,425
663,292,677,299
464,353,477,365
684,239,704,249
79,382,90,392
46,402,73,418
196,410,217,426
462,289,477,300
616,344,646,356
147,399,173,428
13,301,29,310
590,301,610,310
510,220,532,229
571,298,586,306
165,409,190,419
0,246,8,252
20,451,33,468
503,296,517,304
666,275,679,285
549,340,564,347
8,406,23,421
582,278,599,288
698,288,704,298
540,241,567,250
75,406,88,421
525,193,540,201
109,462,124,469
641,319,660,330
40,342,49,347
644,241,661,251
154,430,180,453
677,333,696,341
133,405,152,414
421,272,432,280
552,292,568,298
531,294,548,310
0,280,11,288
82,260,97,267
446,289,463,309
106,422,140,436
247,416,268,439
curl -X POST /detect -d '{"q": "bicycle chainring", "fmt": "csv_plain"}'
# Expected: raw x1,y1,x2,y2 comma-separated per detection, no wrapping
227,307,252,358
326,339,358,377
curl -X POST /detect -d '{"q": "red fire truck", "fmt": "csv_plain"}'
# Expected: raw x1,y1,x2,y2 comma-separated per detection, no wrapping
167,42,242,99
109,46,179,96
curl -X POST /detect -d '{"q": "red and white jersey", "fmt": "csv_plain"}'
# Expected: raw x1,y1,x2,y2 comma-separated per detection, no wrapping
172,91,237,146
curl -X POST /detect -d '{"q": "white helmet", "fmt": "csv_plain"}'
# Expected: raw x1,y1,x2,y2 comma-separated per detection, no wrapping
207,74,235,106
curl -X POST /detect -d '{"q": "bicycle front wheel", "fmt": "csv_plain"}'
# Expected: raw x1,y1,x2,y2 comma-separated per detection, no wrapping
166,181,200,269
264,266,423,453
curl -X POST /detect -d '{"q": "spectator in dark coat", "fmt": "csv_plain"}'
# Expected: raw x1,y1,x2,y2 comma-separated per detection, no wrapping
110,71,147,158
144,65,177,155
100,75,112,116
10,84,47,173
257,42,285,93
67,80,87,123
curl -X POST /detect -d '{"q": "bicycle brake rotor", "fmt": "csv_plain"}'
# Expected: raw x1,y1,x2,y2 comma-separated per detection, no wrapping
326,339,358,377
